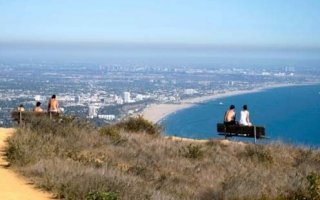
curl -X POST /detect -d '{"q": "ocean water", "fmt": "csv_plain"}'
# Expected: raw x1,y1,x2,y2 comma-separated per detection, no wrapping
162,84,320,147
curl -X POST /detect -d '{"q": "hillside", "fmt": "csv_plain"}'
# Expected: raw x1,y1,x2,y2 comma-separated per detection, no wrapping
4,116,320,200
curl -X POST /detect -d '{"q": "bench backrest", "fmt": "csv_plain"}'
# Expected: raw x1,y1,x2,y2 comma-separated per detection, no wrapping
217,123,265,138
11,111,60,123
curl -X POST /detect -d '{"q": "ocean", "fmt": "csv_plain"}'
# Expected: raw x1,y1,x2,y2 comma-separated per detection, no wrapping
162,84,320,147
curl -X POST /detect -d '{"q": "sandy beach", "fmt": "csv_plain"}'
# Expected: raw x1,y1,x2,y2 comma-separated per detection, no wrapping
141,83,308,123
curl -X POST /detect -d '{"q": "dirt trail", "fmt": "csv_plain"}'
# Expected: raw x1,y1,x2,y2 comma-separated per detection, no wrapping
0,128,51,200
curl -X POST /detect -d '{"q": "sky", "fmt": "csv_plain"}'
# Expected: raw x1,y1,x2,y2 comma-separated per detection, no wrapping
1,0,320,48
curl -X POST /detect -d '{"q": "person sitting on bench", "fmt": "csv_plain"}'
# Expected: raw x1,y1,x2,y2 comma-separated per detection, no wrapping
17,104,25,112
224,105,236,125
239,105,252,126
33,101,44,113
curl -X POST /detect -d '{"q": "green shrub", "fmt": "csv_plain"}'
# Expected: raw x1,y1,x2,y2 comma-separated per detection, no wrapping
205,139,218,147
295,149,313,167
6,129,40,166
307,172,320,199
99,126,127,145
86,191,119,200
26,115,94,137
244,145,273,164
276,173,320,200
6,136,28,165
117,116,162,135
181,144,204,159
100,126,120,137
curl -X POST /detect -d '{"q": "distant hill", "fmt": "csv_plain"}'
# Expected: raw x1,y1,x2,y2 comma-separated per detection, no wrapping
5,116,320,200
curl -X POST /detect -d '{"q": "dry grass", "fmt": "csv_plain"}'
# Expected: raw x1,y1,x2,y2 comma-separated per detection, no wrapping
5,116,320,200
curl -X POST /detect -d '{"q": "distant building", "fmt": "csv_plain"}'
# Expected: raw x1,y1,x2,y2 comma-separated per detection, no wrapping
135,94,150,101
88,105,98,118
227,81,235,86
75,95,81,104
123,92,131,103
34,95,41,101
261,72,271,76
98,115,115,120
116,97,124,105
34,95,45,102
135,94,144,101
169,96,176,101
184,89,198,95
274,72,286,77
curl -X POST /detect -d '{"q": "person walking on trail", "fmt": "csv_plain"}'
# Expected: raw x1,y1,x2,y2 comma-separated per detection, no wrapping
47,95,60,113
33,101,43,113
239,105,252,126
224,105,236,125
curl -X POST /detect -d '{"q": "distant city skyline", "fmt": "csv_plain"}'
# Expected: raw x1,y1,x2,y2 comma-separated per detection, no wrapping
1,0,320,49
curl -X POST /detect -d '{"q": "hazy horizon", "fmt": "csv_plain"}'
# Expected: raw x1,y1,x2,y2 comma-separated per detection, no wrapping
2,1,320,46
1,1,320,67
1,41,319,68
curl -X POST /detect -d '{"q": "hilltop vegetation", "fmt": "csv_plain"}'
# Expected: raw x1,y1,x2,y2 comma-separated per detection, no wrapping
5,116,320,200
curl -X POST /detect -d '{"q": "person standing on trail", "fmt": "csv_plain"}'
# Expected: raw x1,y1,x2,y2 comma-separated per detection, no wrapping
47,95,60,113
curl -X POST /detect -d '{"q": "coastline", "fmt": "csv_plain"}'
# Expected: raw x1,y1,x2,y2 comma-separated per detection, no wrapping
141,82,317,124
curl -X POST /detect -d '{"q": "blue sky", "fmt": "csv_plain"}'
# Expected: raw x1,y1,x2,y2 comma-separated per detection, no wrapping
1,0,320,49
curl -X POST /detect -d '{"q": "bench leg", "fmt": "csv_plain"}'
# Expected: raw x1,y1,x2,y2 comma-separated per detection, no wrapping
254,126,257,144
224,125,227,139
19,112,22,125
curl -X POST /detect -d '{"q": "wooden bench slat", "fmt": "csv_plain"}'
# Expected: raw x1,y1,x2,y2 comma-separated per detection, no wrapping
217,123,266,139
11,111,60,123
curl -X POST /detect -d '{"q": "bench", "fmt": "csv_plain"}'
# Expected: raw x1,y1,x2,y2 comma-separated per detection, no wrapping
11,111,60,124
217,123,266,142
